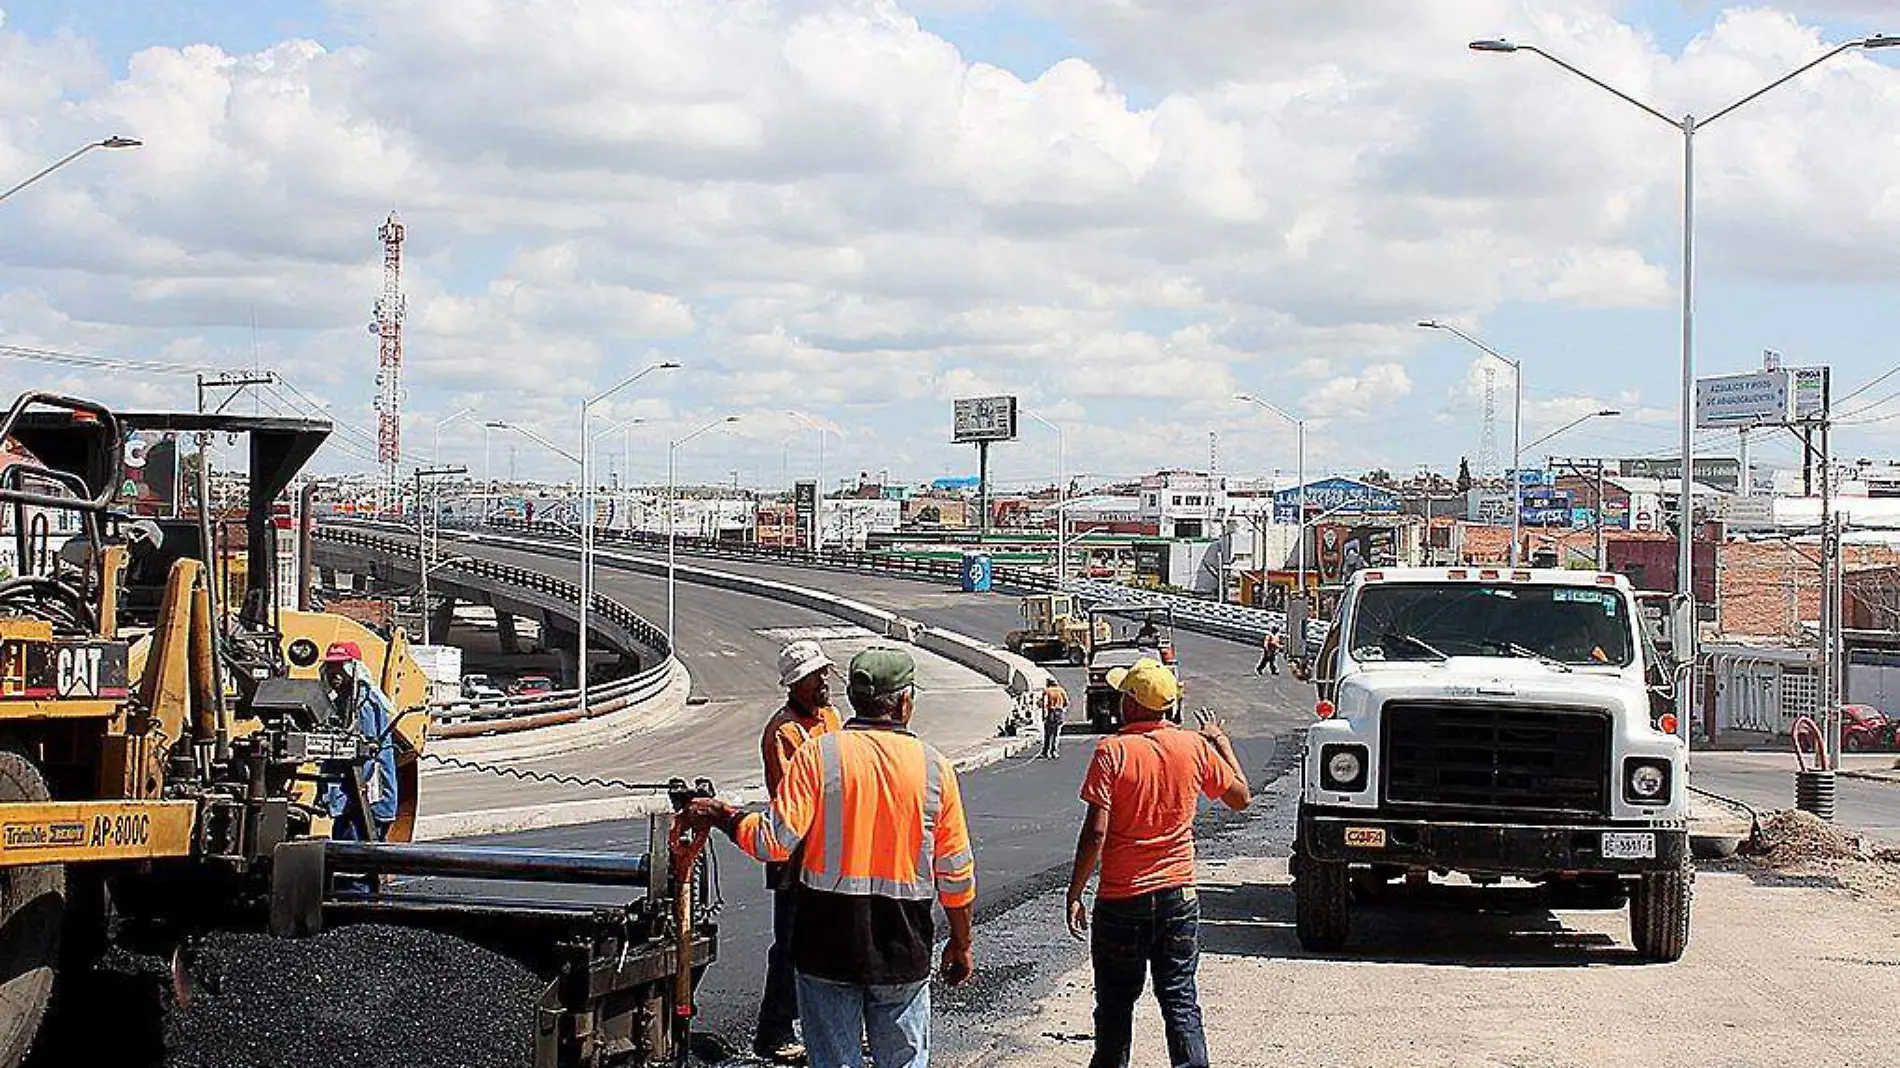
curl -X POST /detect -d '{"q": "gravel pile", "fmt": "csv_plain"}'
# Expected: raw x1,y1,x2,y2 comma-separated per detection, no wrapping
1750,810,1863,869
32,925,544,1068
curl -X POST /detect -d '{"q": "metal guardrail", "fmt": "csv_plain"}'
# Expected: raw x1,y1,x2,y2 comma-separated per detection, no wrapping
312,525,677,736
473,517,1330,650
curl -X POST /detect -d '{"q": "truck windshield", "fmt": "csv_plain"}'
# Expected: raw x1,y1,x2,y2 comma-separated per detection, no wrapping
1347,583,1635,667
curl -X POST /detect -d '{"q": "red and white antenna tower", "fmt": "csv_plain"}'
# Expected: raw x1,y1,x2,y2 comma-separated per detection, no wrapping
372,212,406,512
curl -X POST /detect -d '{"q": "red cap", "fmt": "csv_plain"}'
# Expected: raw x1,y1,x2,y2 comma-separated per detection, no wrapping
322,640,364,664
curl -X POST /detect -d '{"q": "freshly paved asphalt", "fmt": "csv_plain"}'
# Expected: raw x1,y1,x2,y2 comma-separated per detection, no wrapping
433,532,1313,1052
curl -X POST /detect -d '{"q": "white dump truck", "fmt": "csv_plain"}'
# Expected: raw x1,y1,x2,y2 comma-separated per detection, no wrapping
1292,566,1692,961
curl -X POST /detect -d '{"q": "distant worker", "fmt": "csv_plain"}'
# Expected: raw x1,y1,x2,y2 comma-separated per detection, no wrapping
1065,659,1250,1068
686,647,976,1068
1136,618,1160,648
318,641,400,843
753,641,845,1064
1255,627,1283,677
1041,676,1070,760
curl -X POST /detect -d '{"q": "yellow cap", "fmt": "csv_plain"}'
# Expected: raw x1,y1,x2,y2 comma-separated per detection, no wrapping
1106,658,1179,712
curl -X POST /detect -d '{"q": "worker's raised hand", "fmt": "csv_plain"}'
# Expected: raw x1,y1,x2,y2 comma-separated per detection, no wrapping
1066,894,1089,941
1194,707,1227,742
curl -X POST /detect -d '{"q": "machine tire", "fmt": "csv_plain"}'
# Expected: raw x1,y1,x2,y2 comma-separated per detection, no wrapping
1629,860,1693,963
0,746,65,1067
1293,850,1351,952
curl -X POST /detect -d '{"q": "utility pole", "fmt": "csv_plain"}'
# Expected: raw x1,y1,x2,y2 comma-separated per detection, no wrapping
197,370,276,415
415,465,467,646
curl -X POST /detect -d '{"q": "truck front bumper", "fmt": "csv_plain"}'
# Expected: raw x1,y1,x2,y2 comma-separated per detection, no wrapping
1300,811,1687,875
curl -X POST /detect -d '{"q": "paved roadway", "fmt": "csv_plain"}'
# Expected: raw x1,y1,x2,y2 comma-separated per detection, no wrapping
434,533,1311,1053
1690,751,1900,845
421,543,1017,814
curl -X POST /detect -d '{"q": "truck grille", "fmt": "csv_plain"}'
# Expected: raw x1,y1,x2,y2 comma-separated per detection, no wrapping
1381,701,1610,816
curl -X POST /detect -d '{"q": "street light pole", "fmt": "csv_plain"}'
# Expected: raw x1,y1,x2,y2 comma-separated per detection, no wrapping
1418,320,1524,565
668,417,741,642
787,411,837,550
1235,394,1308,594
432,407,477,462
414,465,468,646
0,135,141,204
1470,32,1898,741
1024,410,1066,585
577,361,680,713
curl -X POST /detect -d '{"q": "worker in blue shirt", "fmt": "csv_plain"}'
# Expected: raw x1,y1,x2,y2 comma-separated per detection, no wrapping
318,640,400,842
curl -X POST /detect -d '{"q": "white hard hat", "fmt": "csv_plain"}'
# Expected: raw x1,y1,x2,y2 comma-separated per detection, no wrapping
778,640,834,688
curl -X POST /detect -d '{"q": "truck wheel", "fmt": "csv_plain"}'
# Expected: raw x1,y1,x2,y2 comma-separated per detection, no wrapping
0,746,65,1067
1293,851,1351,952
1629,860,1693,963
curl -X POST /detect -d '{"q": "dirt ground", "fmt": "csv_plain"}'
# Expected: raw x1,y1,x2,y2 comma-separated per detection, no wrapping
952,849,1900,1068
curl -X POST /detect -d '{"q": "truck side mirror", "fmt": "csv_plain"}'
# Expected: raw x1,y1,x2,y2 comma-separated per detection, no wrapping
1667,593,1694,667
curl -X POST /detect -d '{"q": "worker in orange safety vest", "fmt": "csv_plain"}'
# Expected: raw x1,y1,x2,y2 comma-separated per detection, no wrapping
685,646,975,1068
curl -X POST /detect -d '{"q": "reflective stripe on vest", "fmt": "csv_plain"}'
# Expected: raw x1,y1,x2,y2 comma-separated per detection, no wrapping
799,730,942,901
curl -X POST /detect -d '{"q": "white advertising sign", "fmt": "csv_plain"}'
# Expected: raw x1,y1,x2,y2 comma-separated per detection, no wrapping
951,396,1018,443
1694,371,1791,428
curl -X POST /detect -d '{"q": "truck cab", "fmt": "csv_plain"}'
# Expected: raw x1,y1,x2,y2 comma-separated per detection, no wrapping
1293,566,1692,961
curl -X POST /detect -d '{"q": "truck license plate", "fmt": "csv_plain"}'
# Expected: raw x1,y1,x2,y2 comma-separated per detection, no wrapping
1343,827,1387,849
1601,832,1656,859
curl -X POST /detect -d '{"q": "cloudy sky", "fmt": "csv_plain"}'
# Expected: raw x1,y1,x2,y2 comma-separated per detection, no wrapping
3,1,1898,492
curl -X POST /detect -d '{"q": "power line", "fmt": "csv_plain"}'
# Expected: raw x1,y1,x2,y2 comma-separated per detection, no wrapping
0,342,221,378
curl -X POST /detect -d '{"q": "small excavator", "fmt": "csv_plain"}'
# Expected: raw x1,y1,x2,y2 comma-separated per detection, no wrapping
0,391,715,1067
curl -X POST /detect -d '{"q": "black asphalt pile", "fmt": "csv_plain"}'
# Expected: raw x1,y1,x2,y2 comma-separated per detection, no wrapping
32,925,543,1068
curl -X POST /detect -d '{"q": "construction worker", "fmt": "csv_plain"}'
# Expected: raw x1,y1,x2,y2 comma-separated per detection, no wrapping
1040,675,1069,760
755,640,845,1064
685,646,976,1068
318,640,400,842
1255,626,1282,676
1065,659,1250,1068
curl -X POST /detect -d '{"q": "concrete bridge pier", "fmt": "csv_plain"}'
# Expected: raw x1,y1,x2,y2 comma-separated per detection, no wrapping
496,611,522,655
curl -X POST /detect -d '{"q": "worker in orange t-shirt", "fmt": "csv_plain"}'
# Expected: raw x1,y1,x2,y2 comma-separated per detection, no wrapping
753,640,844,1063
1065,659,1250,1068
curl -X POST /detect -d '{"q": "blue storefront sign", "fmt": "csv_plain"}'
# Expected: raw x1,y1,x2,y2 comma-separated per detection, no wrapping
1273,478,1401,524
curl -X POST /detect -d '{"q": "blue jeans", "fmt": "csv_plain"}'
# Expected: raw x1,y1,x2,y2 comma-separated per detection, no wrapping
795,972,930,1068
756,885,800,1045
1089,887,1209,1068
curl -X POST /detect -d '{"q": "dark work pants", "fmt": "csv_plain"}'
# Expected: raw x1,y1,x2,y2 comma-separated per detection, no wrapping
758,881,800,1044
1089,887,1209,1068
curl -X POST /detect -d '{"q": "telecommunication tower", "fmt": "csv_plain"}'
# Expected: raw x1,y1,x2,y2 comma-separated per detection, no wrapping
1477,366,1500,478
372,212,407,513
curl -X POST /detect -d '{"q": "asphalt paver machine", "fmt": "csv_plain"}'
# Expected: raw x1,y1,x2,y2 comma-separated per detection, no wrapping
0,391,716,1067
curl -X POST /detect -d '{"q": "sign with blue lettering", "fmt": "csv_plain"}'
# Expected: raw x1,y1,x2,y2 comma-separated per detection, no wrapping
1273,479,1400,524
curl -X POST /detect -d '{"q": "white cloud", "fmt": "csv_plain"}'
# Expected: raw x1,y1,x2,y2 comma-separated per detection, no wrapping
3,1,1898,483
1303,362,1413,419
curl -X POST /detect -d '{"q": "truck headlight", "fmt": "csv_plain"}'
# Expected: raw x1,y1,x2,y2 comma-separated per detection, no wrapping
1624,759,1671,803
1321,744,1368,792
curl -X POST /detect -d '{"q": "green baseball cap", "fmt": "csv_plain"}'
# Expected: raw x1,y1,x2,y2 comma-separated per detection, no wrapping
848,646,916,697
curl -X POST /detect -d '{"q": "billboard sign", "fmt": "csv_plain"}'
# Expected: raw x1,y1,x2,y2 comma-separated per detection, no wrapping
1619,456,1741,495
1272,478,1401,524
1694,370,1791,428
951,396,1018,444
793,480,817,549
1790,365,1829,421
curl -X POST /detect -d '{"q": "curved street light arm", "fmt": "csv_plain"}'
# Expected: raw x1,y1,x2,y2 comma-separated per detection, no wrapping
1701,39,1873,128
1514,45,1682,129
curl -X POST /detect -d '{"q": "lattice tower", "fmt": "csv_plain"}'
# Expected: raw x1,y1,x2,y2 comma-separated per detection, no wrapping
372,212,406,512
1478,365,1500,478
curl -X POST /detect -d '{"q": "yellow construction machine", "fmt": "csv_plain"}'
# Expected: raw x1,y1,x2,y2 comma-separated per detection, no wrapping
1005,592,1108,664
0,391,714,1067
